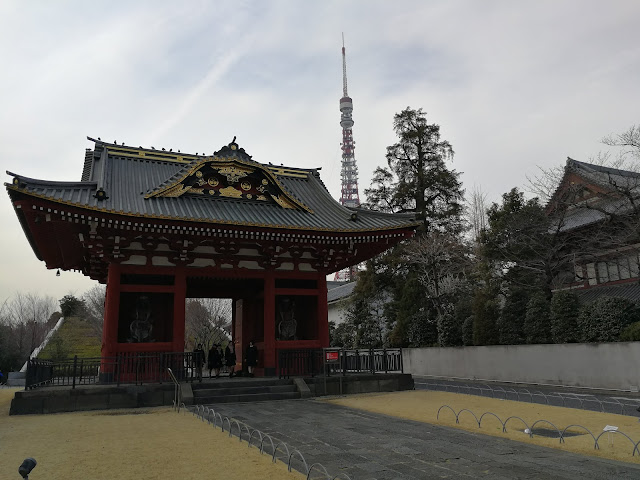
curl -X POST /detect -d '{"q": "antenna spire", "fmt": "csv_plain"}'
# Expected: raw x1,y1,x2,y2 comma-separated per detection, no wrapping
342,32,348,97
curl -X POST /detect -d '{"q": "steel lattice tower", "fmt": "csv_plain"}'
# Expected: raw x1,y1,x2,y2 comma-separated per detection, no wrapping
339,34,360,208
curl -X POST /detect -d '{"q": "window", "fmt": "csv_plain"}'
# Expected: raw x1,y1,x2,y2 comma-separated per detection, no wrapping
597,262,609,284
630,254,640,278
608,261,620,281
586,263,597,286
574,264,584,282
619,257,631,280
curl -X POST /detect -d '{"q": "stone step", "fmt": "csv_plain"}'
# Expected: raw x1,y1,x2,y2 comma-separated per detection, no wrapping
192,378,293,390
197,391,301,404
194,384,296,398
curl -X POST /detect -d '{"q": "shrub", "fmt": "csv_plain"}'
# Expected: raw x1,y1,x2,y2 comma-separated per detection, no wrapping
408,311,437,347
437,311,462,347
497,288,528,345
472,290,499,346
578,296,640,342
523,291,551,344
550,290,580,343
620,321,640,341
462,316,474,346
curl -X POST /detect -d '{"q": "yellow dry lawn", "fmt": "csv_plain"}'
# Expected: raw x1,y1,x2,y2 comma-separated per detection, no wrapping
0,389,301,480
325,390,640,464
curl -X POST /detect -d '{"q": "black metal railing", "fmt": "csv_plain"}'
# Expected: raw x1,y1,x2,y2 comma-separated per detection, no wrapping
278,349,324,378
278,348,403,379
25,351,201,390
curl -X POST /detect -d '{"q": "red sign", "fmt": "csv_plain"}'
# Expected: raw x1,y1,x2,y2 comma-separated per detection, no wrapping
325,351,339,362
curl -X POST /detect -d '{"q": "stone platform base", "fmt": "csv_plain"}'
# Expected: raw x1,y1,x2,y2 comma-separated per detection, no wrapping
10,383,177,415
304,373,414,396
9,373,414,415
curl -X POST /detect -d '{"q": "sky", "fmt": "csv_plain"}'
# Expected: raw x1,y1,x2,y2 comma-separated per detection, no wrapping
1,0,639,306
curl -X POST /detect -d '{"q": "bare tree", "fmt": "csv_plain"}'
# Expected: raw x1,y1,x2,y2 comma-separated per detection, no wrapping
403,232,472,317
184,298,231,351
467,186,488,244
0,292,58,361
80,285,106,338
602,124,640,163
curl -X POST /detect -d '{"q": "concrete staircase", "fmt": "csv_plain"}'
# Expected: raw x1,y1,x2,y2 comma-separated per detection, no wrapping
192,378,300,404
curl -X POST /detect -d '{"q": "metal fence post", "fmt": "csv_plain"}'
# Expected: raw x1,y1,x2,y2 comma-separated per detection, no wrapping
383,348,388,374
72,355,78,389
399,347,404,374
369,348,374,374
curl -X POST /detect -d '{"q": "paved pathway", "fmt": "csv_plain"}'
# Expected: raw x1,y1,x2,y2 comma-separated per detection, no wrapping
207,399,640,479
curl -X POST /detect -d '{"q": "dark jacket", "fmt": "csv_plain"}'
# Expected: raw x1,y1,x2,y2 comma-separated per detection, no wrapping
193,348,205,367
208,347,222,369
246,344,258,367
225,345,237,367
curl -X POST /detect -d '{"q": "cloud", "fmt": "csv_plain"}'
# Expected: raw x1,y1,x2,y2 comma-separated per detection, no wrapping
1,0,639,303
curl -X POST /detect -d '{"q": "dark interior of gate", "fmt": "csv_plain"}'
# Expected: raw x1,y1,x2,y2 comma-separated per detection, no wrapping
102,268,328,377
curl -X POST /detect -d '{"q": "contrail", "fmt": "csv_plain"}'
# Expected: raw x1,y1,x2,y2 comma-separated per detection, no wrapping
148,31,256,144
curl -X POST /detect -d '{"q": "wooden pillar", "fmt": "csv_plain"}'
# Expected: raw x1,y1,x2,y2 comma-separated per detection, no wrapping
172,268,186,352
317,273,329,347
263,270,276,376
102,263,121,358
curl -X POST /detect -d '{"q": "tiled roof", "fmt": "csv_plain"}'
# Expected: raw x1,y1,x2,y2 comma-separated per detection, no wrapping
567,159,640,190
6,139,420,234
575,283,640,305
553,158,640,233
327,281,358,303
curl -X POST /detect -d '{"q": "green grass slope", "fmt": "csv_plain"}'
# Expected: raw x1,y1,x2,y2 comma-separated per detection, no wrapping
38,316,101,361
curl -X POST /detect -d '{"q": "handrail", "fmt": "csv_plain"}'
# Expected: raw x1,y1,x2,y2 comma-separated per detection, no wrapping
278,348,404,379
167,368,182,413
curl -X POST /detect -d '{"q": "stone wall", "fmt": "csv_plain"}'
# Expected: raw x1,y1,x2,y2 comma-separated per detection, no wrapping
403,342,640,390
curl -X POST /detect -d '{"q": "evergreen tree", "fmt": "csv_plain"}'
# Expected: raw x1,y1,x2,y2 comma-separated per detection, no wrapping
437,311,461,347
462,316,475,346
523,291,551,344
362,107,466,347
472,287,500,346
59,294,83,318
364,107,465,234
550,290,580,343
497,287,528,345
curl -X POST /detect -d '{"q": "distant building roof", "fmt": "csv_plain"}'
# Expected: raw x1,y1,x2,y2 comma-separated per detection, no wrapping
552,158,640,233
576,283,640,304
327,281,357,303
327,280,347,290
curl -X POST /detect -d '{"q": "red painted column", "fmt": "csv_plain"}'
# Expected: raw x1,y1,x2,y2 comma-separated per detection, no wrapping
317,273,330,347
102,263,121,358
173,267,186,352
263,270,276,376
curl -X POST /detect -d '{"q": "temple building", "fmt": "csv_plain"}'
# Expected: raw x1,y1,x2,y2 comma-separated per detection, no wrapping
6,138,419,375
549,158,640,302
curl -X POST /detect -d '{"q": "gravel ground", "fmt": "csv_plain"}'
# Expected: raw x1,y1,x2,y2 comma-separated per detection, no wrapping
0,388,301,480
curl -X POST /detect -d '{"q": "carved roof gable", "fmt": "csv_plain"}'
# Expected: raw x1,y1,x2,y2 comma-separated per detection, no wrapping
145,140,311,212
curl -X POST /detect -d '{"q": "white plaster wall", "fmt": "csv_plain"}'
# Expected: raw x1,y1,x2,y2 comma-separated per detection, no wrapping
403,342,640,390
328,302,348,326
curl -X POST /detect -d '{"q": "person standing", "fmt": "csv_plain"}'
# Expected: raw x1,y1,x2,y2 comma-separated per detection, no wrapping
245,341,258,377
225,342,237,378
207,344,216,379
193,344,205,382
209,344,223,378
